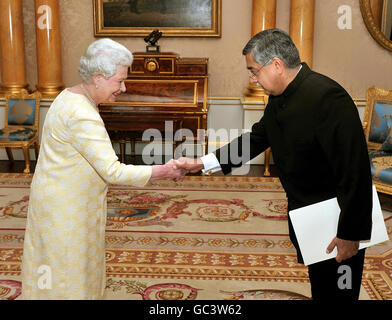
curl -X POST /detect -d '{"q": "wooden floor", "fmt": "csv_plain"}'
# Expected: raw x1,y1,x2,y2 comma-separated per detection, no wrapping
0,160,38,174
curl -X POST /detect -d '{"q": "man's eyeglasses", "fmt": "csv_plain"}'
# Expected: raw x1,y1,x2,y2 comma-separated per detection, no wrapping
248,67,262,79
248,59,272,79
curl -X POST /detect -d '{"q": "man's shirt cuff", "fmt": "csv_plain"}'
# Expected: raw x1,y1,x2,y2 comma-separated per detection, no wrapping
200,153,222,175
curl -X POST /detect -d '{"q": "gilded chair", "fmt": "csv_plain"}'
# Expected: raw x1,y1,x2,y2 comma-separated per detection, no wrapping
363,86,392,195
0,90,41,173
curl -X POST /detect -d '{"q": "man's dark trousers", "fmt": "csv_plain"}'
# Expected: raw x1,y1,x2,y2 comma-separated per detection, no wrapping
307,249,366,300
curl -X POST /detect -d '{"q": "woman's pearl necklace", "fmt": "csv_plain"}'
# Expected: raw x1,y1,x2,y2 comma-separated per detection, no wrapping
80,83,97,107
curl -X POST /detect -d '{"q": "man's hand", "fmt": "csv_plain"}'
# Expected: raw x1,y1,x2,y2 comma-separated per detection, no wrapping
173,157,204,173
326,237,360,263
150,159,187,181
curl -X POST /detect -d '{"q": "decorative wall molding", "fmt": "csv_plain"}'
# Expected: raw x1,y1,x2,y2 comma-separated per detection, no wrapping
0,96,370,107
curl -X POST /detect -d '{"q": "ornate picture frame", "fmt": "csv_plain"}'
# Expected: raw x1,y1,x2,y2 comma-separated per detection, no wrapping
93,0,222,38
360,0,392,52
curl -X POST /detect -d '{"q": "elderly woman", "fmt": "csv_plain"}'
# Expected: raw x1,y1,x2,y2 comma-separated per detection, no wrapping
21,38,185,299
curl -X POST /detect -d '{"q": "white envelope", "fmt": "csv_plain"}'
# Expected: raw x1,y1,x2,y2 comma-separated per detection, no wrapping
288,185,390,266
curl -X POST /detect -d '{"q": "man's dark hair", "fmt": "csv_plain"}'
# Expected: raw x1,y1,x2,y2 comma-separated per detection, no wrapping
243,28,301,69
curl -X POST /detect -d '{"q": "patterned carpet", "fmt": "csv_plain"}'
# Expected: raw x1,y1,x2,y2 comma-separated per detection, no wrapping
0,173,391,300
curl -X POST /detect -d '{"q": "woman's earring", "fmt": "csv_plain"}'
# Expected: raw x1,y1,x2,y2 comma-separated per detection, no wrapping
95,84,99,89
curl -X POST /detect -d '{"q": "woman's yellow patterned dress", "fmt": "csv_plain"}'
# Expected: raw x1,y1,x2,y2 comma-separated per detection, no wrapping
21,89,152,299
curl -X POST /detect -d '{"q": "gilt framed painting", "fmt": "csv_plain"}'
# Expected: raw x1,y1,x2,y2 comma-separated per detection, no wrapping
93,0,222,37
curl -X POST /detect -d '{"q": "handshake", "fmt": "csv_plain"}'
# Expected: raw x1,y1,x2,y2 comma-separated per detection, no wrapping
150,157,205,181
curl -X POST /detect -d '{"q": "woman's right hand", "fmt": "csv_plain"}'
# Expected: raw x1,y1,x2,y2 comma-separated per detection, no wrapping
150,160,187,181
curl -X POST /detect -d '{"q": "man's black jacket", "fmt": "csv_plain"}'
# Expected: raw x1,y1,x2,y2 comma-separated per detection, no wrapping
214,63,373,263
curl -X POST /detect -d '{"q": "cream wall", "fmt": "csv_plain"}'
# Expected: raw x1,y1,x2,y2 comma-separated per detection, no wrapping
17,0,392,100
313,0,392,97
21,0,252,98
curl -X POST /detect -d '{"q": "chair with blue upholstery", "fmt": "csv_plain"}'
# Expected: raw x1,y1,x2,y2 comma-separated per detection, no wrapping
363,86,392,195
0,90,41,173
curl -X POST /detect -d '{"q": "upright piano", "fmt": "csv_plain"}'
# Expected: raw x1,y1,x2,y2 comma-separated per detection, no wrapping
98,52,209,163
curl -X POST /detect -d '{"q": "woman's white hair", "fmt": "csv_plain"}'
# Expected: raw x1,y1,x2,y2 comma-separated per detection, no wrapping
78,38,133,82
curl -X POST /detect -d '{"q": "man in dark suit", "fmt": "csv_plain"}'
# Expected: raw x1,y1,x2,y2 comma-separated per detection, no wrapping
173,28,373,300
